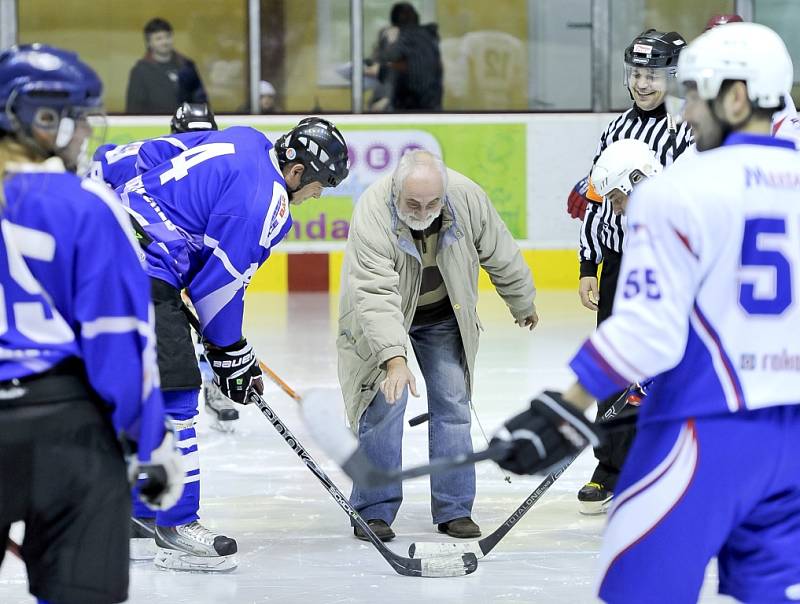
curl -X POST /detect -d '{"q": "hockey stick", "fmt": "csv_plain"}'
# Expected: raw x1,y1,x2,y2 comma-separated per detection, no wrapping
178,300,301,403
300,389,515,487
258,360,300,402
178,305,476,576
248,391,478,578
407,412,512,483
5,537,21,560
408,389,633,560
300,389,637,489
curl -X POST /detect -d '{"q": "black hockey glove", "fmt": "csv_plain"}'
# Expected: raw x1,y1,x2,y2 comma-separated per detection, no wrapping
204,338,264,404
490,390,604,475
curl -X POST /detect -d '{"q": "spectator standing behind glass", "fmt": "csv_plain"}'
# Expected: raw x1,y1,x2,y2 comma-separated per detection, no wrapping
369,2,443,111
126,18,208,114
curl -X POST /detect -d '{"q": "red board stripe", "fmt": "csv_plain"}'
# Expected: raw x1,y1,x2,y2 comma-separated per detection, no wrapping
288,253,329,292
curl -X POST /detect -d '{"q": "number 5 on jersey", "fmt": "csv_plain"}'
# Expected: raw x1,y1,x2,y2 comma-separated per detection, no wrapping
623,268,661,300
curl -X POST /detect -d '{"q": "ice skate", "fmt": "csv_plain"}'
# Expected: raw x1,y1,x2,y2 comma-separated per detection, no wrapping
203,379,239,432
130,517,157,560
577,482,613,515
154,521,238,572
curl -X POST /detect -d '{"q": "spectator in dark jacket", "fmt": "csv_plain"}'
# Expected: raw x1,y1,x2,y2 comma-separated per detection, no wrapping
126,18,208,114
375,3,443,111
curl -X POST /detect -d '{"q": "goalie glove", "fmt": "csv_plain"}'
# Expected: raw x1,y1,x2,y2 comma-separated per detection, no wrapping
567,176,591,220
204,338,264,404
490,390,604,475
131,430,184,511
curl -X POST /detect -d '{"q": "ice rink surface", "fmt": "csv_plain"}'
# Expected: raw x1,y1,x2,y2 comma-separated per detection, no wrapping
0,291,735,603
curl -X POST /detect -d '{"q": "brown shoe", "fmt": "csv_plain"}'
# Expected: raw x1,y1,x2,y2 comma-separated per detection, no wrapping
354,519,395,542
437,517,481,538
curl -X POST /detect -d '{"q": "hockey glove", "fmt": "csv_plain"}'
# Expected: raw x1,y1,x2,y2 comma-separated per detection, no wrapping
567,177,591,220
625,379,653,407
132,430,184,511
491,390,604,475
204,338,264,404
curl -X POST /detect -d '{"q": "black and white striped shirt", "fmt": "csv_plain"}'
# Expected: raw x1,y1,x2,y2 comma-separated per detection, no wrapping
579,104,693,277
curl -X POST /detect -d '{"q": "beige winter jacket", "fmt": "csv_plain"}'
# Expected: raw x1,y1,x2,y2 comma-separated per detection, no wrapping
337,168,536,428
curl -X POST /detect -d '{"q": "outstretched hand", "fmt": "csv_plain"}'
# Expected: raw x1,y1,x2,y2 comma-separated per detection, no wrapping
380,357,419,404
515,308,539,331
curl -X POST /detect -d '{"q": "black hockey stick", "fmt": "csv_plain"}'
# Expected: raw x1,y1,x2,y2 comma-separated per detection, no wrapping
408,389,634,560
300,390,517,487
408,412,429,427
178,304,476,576
300,389,637,490
5,537,21,560
248,391,478,578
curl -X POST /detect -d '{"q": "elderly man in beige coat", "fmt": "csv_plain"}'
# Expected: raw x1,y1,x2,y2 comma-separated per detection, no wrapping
337,150,537,542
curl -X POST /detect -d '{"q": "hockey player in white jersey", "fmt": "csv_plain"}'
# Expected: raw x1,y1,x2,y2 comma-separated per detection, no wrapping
493,22,800,603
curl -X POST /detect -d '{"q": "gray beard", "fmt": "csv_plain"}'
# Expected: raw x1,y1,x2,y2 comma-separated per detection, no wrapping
396,207,439,231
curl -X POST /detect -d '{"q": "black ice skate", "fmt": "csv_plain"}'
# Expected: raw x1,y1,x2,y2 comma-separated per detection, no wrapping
204,380,239,432
154,521,238,572
130,517,157,560
577,482,614,515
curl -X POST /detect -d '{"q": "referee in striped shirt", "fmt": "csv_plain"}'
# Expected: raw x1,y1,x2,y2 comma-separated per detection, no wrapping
572,29,694,514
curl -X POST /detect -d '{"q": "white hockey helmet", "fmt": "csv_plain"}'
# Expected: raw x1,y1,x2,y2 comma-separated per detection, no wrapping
677,22,793,110
591,139,661,198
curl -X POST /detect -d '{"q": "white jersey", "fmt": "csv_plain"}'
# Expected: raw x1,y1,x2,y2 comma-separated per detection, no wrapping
570,132,800,423
772,93,800,146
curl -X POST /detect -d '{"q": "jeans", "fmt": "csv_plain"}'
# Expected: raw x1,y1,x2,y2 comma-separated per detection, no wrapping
349,314,475,525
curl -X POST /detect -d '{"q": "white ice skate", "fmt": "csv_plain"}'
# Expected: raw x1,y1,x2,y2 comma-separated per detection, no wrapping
130,517,157,560
154,521,238,572
203,380,239,433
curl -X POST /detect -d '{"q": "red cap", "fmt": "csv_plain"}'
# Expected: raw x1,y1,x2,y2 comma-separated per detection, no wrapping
704,14,744,31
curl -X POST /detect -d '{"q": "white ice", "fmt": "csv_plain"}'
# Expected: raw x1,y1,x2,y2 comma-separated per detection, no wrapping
0,291,735,603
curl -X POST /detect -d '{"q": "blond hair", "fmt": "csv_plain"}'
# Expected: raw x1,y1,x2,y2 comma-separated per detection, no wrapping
0,137,43,209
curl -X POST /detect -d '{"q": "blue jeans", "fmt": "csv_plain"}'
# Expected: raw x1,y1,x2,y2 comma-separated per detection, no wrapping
349,315,475,525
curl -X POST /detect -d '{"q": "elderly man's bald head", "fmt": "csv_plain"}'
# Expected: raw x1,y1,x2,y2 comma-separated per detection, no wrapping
392,150,448,230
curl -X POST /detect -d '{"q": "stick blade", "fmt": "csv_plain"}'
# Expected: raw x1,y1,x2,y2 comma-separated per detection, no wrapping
409,541,483,559
299,388,359,465
419,553,479,577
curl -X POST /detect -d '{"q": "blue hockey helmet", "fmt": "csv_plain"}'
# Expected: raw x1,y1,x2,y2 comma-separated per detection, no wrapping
0,43,102,140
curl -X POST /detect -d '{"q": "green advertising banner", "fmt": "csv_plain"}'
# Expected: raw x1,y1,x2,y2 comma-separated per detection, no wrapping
100,120,527,241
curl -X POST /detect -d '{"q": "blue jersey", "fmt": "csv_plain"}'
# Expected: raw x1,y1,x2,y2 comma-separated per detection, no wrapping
90,133,208,190
0,160,165,461
117,126,292,346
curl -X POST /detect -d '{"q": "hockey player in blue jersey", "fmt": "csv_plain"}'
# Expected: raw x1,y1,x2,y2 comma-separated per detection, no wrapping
0,44,183,604
117,117,349,571
90,101,217,190
492,23,800,603
90,102,238,432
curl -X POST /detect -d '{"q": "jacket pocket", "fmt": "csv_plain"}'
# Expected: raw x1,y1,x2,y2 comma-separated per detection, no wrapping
338,310,373,362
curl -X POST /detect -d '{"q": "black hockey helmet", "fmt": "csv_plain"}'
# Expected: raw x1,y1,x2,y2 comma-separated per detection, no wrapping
624,29,687,70
275,117,349,188
170,102,218,134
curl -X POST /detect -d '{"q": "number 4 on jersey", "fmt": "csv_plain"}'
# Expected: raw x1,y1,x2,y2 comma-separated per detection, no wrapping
159,143,235,185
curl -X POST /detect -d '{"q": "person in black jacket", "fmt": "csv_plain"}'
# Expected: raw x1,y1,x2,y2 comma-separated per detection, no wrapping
373,3,443,111
126,18,208,114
